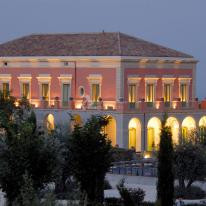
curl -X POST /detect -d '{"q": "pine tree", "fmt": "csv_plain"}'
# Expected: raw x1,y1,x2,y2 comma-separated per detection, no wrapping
157,117,174,206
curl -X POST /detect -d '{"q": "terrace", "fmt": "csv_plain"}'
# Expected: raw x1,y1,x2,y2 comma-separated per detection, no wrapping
26,97,206,112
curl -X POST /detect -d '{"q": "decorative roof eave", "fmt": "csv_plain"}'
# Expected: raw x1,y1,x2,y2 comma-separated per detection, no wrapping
0,56,122,63
0,56,198,64
120,56,198,64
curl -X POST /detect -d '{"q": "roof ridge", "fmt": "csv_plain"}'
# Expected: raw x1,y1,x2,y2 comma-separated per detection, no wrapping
27,32,118,36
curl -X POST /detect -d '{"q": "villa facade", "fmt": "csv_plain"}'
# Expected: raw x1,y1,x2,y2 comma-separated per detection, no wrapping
0,32,206,152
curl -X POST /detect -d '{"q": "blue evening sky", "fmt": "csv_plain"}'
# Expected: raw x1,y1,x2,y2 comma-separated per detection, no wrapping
0,0,205,99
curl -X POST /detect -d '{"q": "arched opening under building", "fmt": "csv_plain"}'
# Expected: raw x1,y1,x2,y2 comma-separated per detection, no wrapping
70,114,82,131
166,117,179,145
147,117,161,151
182,116,196,141
105,115,116,146
45,114,55,132
199,116,206,142
128,118,141,151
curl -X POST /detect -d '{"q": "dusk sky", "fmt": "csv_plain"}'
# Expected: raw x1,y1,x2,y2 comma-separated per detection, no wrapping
0,0,205,98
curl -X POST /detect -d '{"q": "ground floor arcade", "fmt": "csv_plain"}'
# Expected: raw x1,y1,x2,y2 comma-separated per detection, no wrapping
35,109,206,152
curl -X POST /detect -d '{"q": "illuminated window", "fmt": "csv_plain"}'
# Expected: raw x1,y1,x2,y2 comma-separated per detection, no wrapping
128,84,136,103
42,83,49,101
164,84,171,102
3,83,9,98
22,83,30,99
92,84,100,102
146,84,154,102
62,84,70,106
180,84,187,102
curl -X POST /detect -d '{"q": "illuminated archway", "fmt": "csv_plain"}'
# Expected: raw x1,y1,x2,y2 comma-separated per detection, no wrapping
166,117,179,145
70,114,82,131
147,117,161,151
73,114,82,125
182,116,196,140
199,116,206,141
45,114,55,132
199,116,206,127
128,118,141,151
105,116,116,146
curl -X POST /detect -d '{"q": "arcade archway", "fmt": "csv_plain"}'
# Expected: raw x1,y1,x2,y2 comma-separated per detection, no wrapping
128,118,141,151
147,117,161,151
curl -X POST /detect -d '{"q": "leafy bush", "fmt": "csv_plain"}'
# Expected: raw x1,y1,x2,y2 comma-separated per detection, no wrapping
117,179,145,206
104,197,122,206
104,179,112,190
174,186,206,200
174,143,206,189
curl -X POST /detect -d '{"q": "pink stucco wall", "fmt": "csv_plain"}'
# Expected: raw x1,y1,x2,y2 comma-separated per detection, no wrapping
124,68,193,101
0,67,116,101
75,67,116,101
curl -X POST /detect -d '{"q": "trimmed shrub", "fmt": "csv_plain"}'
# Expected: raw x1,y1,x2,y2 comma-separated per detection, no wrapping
174,186,206,200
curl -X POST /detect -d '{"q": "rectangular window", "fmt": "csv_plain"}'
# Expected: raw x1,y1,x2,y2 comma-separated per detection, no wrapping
180,84,187,102
92,84,100,102
146,84,154,102
22,83,30,99
128,84,136,103
164,84,171,102
62,84,70,106
41,83,49,101
3,83,9,98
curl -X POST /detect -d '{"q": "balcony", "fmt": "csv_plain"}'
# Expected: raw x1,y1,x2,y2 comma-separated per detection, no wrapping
29,97,116,111
116,98,205,112
20,97,206,113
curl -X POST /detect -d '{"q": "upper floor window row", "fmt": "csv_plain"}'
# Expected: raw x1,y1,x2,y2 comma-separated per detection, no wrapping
128,82,189,103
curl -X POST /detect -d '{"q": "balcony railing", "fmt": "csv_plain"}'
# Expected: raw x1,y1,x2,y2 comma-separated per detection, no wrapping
21,98,206,112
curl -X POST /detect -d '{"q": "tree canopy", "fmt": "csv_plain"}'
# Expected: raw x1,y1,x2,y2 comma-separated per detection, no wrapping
0,91,60,205
68,115,112,206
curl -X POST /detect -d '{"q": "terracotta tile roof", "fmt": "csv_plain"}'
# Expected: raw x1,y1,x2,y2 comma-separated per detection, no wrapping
0,32,193,58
